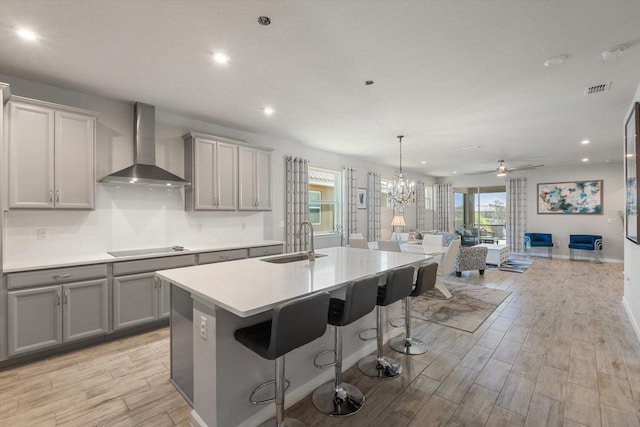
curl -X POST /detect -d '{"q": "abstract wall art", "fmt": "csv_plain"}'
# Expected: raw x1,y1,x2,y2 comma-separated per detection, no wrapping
537,180,603,214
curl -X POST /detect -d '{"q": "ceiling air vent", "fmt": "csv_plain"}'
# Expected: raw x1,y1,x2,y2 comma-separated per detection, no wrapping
584,82,612,96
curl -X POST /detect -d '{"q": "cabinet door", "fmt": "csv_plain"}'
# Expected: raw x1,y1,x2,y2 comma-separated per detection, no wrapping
255,149,271,210
8,286,62,356
113,273,158,330
238,146,256,210
8,101,55,209
55,110,95,209
62,279,108,342
214,141,237,210
194,138,216,210
158,278,171,319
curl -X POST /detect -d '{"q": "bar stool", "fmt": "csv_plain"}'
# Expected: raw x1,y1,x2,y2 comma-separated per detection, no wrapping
358,265,415,379
389,262,438,355
234,292,330,427
312,275,379,416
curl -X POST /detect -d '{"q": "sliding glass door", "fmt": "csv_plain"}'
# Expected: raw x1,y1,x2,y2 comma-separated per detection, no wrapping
453,185,506,245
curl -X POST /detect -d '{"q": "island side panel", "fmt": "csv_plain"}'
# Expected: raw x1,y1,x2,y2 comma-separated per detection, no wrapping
170,284,194,404
193,298,218,426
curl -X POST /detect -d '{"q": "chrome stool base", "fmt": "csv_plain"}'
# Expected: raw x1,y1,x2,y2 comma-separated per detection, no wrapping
358,355,402,379
312,382,364,416
257,417,305,427
388,336,428,355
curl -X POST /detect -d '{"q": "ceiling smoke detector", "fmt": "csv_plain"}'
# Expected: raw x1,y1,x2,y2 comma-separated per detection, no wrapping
602,46,625,60
257,16,271,25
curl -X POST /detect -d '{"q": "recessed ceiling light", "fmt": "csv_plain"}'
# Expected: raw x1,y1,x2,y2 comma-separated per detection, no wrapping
602,46,625,61
543,55,568,67
16,27,39,41
581,139,590,145
421,161,427,164
582,158,589,162
213,52,230,64
263,106,275,116
452,171,457,174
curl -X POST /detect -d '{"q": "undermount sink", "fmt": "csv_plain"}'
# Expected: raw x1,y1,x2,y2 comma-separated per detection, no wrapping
108,246,190,258
261,252,327,264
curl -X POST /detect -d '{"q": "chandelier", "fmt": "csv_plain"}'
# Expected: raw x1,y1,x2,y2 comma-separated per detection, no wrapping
387,135,415,208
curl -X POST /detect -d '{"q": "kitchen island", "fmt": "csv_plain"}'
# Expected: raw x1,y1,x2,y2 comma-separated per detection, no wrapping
156,246,431,427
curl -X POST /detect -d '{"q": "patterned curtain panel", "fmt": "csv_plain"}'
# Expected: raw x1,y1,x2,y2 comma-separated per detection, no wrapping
285,157,310,253
342,166,357,245
434,184,454,231
367,172,381,242
416,181,426,230
506,177,527,253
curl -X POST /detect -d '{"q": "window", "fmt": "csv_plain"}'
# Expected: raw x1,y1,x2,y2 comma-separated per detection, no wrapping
381,179,393,209
308,167,342,234
425,186,433,210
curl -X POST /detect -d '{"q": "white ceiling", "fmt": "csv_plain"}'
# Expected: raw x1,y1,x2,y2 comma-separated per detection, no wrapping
1,0,639,177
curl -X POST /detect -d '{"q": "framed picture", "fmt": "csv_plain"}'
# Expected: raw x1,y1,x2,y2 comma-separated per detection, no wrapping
537,180,603,214
357,188,367,209
626,102,639,244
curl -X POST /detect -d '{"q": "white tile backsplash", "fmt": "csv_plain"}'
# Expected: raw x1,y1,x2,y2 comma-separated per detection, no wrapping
4,184,265,262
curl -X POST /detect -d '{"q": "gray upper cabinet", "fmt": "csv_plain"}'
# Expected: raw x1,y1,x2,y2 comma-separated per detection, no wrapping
238,146,272,211
184,133,237,211
8,96,97,209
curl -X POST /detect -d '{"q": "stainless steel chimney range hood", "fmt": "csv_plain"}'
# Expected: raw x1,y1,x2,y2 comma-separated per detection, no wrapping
100,102,190,187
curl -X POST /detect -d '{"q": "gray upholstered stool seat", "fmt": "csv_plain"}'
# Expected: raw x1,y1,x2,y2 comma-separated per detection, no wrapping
358,265,415,379
235,291,330,427
312,275,379,416
389,262,438,355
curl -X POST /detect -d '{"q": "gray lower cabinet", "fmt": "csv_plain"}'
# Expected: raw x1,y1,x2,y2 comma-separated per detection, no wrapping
113,272,159,330
7,279,108,357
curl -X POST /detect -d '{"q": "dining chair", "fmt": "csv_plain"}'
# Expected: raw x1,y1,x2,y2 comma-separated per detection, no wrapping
377,240,401,252
349,233,364,240
422,234,443,248
349,238,370,249
434,238,460,299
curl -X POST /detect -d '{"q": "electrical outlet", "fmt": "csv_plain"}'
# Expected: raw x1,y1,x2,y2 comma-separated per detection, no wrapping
36,228,48,240
200,315,207,340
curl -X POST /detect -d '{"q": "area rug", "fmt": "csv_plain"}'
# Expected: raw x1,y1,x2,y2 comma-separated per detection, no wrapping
411,283,511,333
497,258,532,273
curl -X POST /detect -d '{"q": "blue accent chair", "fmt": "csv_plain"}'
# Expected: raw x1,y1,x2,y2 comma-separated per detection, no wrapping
524,233,553,258
568,234,603,262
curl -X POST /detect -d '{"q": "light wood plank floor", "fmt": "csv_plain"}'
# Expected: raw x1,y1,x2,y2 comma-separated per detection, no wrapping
1,257,638,427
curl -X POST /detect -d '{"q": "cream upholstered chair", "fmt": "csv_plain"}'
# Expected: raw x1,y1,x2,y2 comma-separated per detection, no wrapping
422,234,443,248
434,239,460,299
349,238,370,249
377,240,401,252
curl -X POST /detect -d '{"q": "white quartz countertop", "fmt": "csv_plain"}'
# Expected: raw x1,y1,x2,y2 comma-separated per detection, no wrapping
156,246,433,318
3,240,284,273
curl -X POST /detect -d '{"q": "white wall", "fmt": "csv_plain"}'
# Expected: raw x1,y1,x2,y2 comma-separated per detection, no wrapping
437,162,625,262
624,83,640,339
0,74,434,263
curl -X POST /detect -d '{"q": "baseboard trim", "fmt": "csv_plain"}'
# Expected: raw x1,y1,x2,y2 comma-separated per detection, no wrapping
623,296,640,344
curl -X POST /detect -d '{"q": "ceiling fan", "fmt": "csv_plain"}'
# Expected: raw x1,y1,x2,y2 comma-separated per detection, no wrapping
466,160,544,176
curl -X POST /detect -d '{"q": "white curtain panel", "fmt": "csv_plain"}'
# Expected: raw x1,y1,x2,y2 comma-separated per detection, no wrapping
416,181,426,231
434,184,454,231
367,172,381,242
342,166,357,245
506,177,527,253
285,157,310,253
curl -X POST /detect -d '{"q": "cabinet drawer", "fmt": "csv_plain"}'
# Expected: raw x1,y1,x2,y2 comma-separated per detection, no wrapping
198,249,247,265
7,264,107,289
248,245,283,258
113,254,196,276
